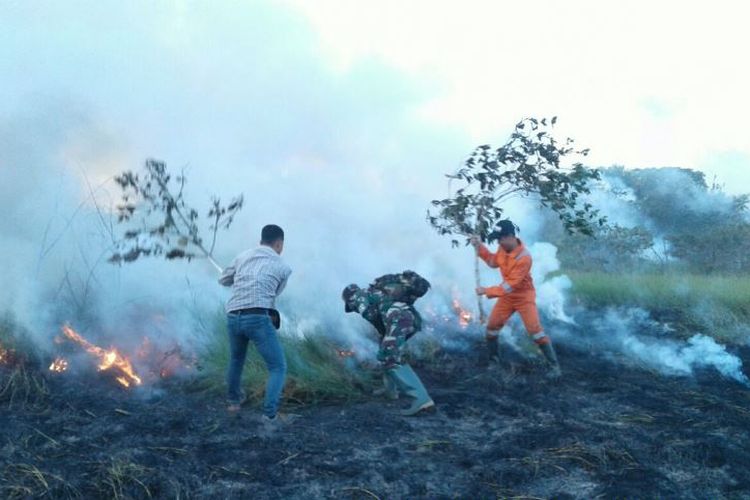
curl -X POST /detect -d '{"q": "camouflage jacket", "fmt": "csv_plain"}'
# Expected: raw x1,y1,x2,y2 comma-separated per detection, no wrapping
349,287,422,339
349,287,423,368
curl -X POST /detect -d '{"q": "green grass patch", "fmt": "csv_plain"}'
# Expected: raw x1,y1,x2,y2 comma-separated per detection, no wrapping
568,272,750,343
190,312,373,406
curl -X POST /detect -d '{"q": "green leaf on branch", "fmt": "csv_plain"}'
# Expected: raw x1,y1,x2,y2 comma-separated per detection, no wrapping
427,117,608,244
110,159,243,266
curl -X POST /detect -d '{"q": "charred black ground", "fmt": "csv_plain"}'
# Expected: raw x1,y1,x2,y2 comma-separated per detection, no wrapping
2,338,750,499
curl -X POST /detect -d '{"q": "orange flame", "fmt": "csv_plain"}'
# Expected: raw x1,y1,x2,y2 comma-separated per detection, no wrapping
49,357,69,373
0,342,17,366
61,325,142,388
336,348,356,358
452,298,473,328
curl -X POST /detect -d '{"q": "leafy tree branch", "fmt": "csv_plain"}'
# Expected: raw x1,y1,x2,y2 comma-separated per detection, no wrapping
109,159,243,272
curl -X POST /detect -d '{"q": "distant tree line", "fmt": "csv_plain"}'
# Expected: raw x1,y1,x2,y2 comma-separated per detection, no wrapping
541,167,750,274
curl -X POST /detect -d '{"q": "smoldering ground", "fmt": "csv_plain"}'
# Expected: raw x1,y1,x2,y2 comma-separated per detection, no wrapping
6,204,750,500
2,331,750,499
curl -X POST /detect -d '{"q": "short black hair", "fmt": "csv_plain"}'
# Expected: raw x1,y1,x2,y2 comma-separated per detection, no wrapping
488,219,517,242
261,224,284,244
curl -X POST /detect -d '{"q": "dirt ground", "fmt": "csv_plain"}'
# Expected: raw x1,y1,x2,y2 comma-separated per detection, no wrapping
2,338,750,500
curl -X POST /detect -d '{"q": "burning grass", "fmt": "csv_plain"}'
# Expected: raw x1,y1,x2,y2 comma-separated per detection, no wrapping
0,316,40,367
58,325,143,388
184,299,479,407
0,295,746,497
1,329,750,498
42,323,199,393
0,318,50,410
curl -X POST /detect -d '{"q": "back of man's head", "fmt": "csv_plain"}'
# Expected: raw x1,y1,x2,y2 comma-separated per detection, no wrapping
261,224,284,245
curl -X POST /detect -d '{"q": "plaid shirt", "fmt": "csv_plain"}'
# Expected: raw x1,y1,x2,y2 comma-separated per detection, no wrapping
218,246,292,312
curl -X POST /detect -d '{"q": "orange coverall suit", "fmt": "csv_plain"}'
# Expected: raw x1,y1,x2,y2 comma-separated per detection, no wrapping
478,239,550,346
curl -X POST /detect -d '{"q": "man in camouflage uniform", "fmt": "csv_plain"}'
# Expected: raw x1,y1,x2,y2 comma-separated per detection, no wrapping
342,272,435,416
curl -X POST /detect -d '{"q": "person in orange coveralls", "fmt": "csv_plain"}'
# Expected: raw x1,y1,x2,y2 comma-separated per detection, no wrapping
470,220,562,378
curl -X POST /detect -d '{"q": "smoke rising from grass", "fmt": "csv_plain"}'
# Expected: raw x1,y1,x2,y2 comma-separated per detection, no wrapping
1,2,747,389
4,103,747,387
573,308,750,386
0,4,498,361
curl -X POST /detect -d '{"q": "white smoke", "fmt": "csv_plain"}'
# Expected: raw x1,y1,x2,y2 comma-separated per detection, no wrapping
0,3,470,357
587,173,643,228
530,242,574,324
585,308,749,386
1,2,746,391
482,246,749,386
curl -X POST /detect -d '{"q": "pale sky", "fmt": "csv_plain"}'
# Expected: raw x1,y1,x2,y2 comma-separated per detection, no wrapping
2,0,749,192
289,0,750,192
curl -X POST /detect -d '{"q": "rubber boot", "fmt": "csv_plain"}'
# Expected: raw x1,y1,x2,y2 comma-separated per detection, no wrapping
372,374,398,400
486,335,501,365
387,365,435,416
539,342,562,379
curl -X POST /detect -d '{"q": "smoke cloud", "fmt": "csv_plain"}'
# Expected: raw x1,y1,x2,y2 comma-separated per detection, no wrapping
1,2,746,388
581,308,749,386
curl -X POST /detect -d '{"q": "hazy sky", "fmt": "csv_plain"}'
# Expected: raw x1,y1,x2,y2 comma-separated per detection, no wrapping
2,0,749,191
288,0,750,192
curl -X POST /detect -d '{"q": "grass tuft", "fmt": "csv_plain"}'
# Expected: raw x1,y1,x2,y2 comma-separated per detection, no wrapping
95,458,153,500
190,312,373,406
0,364,49,409
0,463,78,500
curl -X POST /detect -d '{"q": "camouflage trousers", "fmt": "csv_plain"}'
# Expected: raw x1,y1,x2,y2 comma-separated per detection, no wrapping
377,303,417,370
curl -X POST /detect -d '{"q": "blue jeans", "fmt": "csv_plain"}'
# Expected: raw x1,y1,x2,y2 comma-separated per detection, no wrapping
226,313,287,417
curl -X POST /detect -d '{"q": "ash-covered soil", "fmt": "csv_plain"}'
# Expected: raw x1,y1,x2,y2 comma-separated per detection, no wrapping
2,341,750,499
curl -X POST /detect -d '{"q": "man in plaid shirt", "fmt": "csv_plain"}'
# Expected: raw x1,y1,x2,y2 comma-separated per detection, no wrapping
219,224,292,420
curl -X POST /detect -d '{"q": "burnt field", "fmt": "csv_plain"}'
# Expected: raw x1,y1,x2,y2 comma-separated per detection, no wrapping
2,338,750,500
